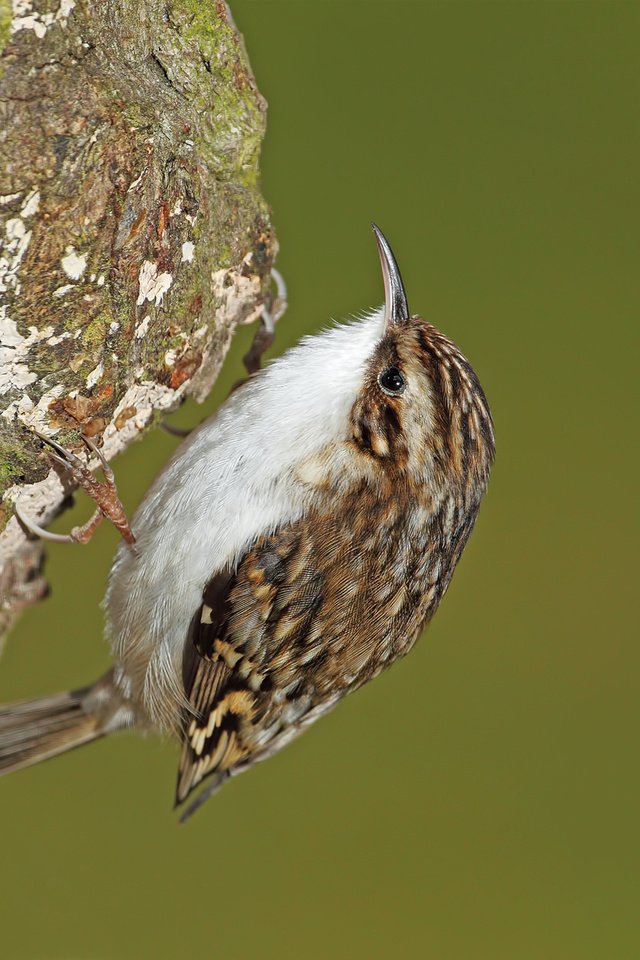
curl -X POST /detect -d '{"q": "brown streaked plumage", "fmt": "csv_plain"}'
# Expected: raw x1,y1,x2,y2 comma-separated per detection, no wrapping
0,225,494,823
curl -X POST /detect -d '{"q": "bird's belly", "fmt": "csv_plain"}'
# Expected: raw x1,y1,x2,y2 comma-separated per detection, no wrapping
104,522,207,732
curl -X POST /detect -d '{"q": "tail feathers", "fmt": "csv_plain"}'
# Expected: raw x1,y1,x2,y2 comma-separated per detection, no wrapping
0,684,105,775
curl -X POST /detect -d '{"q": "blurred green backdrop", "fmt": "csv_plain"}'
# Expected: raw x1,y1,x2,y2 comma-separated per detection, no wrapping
1,2,638,958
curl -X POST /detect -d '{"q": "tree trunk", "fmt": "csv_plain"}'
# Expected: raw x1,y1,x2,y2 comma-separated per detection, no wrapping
0,0,278,650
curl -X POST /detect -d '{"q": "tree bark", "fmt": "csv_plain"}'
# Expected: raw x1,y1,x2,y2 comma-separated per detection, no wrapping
0,0,278,649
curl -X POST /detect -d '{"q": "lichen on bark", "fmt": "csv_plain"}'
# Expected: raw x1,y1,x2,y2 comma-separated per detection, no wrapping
0,0,278,646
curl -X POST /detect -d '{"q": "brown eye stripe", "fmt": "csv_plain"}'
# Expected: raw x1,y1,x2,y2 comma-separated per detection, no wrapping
351,407,402,462
383,403,401,437
358,419,373,452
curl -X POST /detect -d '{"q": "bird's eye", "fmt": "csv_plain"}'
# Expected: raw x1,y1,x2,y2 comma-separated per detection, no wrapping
378,366,405,396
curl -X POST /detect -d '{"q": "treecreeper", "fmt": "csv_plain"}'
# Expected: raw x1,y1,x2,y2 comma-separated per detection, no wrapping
0,226,495,821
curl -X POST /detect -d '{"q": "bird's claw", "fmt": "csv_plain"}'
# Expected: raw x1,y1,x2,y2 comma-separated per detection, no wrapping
16,431,135,547
162,267,289,436
243,267,288,376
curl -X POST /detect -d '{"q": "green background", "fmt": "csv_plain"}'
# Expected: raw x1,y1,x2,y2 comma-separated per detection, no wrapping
1,2,638,957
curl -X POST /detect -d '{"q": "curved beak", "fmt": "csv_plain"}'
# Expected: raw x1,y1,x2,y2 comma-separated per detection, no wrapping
372,223,410,326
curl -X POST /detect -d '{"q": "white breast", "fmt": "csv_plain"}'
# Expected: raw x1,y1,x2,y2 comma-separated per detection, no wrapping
104,309,385,730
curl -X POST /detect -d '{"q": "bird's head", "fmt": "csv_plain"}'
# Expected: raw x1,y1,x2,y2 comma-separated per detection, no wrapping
252,226,494,509
344,225,495,504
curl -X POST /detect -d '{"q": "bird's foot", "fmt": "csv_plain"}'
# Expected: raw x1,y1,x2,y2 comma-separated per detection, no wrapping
161,267,288,437
16,432,135,546
242,267,287,376
159,420,192,438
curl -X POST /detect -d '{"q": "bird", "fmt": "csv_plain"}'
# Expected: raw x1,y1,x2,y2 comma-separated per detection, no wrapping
0,225,495,821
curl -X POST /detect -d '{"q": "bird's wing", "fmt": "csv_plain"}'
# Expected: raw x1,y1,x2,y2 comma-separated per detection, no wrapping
175,487,421,818
176,516,333,813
